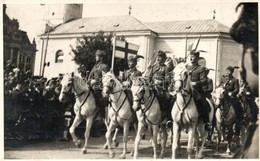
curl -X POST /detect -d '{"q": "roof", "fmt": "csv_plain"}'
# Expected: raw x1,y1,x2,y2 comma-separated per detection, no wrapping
48,16,230,35
50,15,150,35
144,19,230,34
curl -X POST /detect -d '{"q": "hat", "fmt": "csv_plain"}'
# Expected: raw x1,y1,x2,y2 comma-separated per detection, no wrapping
226,66,239,73
157,50,166,57
190,50,200,57
95,50,106,56
128,55,144,62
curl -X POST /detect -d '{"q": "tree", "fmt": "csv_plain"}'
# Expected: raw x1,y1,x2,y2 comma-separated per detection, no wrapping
71,31,127,77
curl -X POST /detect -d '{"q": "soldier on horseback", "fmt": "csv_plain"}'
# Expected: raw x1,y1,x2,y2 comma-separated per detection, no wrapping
88,49,109,119
144,50,173,122
219,66,242,138
121,55,142,105
187,50,211,131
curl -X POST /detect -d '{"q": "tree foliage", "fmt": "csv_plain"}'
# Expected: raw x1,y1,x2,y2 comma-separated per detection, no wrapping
71,31,127,77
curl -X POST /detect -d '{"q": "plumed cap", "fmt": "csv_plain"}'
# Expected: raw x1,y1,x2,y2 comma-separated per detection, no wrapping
157,50,166,57
95,50,106,56
190,50,200,57
128,55,144,62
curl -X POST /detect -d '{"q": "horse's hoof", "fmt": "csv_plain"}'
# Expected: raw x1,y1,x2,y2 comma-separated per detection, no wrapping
130,151,134,157
74,140,82,148
109,151,115,158
226,151,231,155
113,141,119,148
141,133,146,140
120,154,126,159
81,149,87,154
159,154,164,159
103,144,108,149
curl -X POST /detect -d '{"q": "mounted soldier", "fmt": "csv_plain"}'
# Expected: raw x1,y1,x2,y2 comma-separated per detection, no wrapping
187,50,211,131
88,49,109,120
203,68,214,100
144,50,173,121
219,66,242,138
120,55,142,105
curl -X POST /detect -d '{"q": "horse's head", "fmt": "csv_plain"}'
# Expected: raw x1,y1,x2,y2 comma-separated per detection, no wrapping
102,72,122,98
213,87,226,108
59,73,74,103
131,77,146,111
172,62,189,92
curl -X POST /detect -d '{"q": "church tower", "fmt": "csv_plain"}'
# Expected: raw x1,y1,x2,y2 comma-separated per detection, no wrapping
45,4,83,26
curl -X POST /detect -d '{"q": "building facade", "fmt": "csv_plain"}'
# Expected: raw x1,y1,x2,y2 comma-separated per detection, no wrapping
39,4,243,87
3,4,37,74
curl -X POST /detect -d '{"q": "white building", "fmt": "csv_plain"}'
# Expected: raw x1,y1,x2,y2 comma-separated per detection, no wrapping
39,4,243,87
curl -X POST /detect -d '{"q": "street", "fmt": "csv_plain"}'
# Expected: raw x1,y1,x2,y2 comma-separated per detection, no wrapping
5,130,237,159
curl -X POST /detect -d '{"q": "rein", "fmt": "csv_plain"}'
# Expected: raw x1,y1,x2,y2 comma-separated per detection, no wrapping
106,79,131,122
135,86,162,125
68,78,96,118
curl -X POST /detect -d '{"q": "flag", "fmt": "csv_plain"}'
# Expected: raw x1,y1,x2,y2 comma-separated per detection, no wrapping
114,40,139,59
187,36,201,51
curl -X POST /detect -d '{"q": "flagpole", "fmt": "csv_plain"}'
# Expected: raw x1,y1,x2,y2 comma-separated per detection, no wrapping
111,34,116,71
111,24,119,72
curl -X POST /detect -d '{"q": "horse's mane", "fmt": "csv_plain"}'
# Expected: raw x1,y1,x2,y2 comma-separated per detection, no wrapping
103,72,123,89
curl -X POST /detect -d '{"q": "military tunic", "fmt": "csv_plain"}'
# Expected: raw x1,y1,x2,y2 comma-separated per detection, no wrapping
88,62,109,90
88,61,109,118
187,63,209,123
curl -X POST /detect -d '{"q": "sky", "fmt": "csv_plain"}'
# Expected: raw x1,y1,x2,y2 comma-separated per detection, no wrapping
3,0,248,43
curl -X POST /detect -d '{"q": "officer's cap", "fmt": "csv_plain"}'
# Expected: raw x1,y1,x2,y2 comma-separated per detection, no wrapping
157,50,166,57
128,56,137,62
128,55,144,63
95,50,106,57
226,66,239,73
190,50,200,57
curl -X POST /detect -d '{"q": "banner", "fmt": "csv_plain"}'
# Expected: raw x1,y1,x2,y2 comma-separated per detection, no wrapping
114,40,139,59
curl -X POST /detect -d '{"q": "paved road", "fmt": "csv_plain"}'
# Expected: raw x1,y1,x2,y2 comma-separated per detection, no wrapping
4,130,237,159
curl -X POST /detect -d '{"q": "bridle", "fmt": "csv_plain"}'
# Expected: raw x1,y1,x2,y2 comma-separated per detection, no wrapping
103,76,130,121
133,83,161,125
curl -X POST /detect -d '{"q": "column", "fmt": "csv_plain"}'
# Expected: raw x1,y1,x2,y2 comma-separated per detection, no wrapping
10,48,13,62
17,50,20,68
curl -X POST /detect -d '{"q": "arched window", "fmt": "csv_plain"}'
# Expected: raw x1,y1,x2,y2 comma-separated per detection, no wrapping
55,50,64,63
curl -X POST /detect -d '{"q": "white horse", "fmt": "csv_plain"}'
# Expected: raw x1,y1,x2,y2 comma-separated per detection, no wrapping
102,71,134,159
171,62,208,159
131,77,168,159
59,73,97,154
212,86,236,154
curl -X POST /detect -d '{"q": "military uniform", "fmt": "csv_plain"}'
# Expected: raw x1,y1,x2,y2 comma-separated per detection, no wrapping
122,67,142,105
187,52,210,128
89,62,109,90
219,66,241,137
145,51,172,120
88,50,109,119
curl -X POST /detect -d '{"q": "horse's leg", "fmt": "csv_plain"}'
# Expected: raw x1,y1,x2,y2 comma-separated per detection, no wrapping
103,118,109,149
159,124,167,159
197,123,207,159
172,122,180,159
151,124,159,159
226,125,233,155
112,128,119,148
106,121,117,158
187,125,196,159
216,122,221,153
120,121,129,159
69,114,84,147
81,116,94,154
133,122,145,159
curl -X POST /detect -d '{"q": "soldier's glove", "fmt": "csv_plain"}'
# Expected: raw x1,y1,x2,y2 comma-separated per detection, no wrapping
122,81,130,89
154,79,161,85
228,92,232,97
190,82,196,86
90,79,97,85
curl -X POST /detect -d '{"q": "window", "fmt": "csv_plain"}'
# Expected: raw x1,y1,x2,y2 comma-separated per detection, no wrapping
55,50,64,63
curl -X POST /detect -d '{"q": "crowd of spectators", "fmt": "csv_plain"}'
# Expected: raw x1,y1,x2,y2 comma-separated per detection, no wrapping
4,61,75,142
